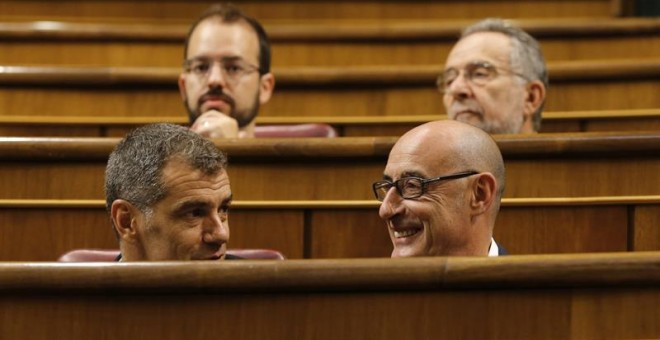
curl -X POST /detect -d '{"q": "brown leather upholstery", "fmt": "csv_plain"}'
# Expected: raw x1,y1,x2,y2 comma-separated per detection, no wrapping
58,249,285,261
254,123,337,138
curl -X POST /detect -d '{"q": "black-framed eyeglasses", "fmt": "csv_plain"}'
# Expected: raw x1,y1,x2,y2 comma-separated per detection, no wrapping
183,57,261,83
372,171,478,202
436,61,529,94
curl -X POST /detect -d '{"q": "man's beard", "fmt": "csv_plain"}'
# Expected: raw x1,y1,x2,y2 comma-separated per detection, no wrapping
184,89,260,128
449,100,521,134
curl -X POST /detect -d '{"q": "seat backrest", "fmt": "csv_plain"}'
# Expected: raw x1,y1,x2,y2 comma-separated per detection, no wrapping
254,123,337,138
58,249,285,261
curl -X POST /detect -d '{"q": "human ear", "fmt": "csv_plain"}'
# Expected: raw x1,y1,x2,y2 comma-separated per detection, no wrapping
523,80,546,122
258,73,275,105
177,73,188,101
111,199,142,243
470,173,497,215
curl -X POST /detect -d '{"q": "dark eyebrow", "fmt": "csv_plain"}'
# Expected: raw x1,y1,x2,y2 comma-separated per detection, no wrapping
223,194,233,206
173,199,211,213
382,171,426,182
400,171,426,179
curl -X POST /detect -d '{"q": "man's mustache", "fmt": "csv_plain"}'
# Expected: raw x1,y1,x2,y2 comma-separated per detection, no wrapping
449,100,483,117
198,88,236,111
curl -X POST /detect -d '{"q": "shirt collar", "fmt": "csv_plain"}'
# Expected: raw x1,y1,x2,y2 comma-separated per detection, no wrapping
488,238,499,257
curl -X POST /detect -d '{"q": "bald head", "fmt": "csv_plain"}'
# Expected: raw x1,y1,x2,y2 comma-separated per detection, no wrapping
378,120,506,257
394,120,505,197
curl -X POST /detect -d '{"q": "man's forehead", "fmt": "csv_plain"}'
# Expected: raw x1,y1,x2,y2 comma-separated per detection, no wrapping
446,32,511,68
187,19,259,59
385,143,434,178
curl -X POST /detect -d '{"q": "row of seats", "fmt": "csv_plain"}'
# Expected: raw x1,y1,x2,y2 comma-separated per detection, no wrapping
0,1,656,263
0,108,658,137
1,18,657,67
0,60,657,119
1,196,657,261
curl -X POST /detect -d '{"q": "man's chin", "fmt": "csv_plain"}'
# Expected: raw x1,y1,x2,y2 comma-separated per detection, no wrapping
453,111,480,122
391,247,423,258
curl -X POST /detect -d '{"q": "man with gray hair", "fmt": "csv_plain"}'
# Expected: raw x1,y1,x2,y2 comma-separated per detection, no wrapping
438,18,548,134
105,123,233,261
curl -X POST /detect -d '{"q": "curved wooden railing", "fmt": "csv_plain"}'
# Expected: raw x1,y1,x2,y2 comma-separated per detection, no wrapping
0,59,658,85
0,17,657,41
1,252,660,292
0,131,657,160
0,109,658,137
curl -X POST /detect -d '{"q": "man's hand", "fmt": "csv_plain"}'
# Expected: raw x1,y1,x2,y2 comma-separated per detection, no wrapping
190,110,239,138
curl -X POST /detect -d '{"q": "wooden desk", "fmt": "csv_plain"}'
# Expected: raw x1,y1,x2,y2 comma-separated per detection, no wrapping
1,196,657,261
0,1,618,22
0,60,657,117
1,253,660,339
1,18,657,67
0,132,657,200
1,109,659,137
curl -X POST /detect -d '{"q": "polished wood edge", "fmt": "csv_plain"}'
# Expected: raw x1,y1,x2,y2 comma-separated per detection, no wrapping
1,252,660,293
0,132,658,159
1,196,658,209
0,59,658,86
2,109,659,126
0,17,657,41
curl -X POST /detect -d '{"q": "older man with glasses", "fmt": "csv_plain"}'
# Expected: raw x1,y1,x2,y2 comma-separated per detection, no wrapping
373,120,506,257
439,18,548,134
178,3,275,138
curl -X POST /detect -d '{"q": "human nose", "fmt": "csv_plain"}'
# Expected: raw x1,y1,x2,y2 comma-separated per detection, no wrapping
378,187,405,220
202,213,229,245
446,70,473,98
206,62,228,88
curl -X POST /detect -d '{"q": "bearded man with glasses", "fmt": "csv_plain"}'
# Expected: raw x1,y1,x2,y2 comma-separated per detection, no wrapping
178,3,275,138
440,18,548,134
373,120,506,257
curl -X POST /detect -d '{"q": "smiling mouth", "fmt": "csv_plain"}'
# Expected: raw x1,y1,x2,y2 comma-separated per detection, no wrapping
393,228,421,238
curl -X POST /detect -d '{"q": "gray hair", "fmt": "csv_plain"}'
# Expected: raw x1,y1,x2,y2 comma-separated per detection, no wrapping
462,18,548,131
105,123,228,213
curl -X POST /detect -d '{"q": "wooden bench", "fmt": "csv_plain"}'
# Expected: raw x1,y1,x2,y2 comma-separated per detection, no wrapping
0,109,658,137
0,133,657,201
0,60,657,117
0,0,625,23
0,18,657,67
2,253,660,339
0,196,658,261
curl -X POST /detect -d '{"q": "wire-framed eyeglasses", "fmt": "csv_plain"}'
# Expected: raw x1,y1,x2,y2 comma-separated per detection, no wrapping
372,171,478,202
183,57,261,84
436,61,528,94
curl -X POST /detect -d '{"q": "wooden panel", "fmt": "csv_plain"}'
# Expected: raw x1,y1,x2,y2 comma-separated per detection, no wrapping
0,78,655,117
0,207,115,261
0,206,304,261
571,289,660,339
0,290,575,339
2,109,659,137
1,197,656,261
0,133,657,200
309,205,631,258
633,205,660,251
1,19,657,67
0,162,105,199
494,206,628,254
0,1,614,22
504,158,660,198
310,209,391,258
2,156,657,200
0,62,656,118
229,209,304,259
3,253,660,339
